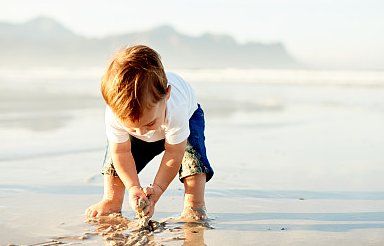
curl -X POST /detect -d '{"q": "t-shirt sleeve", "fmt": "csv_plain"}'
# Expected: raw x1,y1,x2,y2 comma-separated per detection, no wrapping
105,106,130,143
165,104,190,145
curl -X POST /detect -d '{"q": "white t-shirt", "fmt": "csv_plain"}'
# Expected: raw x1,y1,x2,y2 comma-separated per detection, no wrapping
105,72,198,144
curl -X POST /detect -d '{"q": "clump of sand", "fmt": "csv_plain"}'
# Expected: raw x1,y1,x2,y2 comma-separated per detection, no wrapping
84,213,167,246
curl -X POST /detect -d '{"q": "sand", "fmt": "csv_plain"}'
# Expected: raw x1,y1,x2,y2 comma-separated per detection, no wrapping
1,68,384,245
2,192,384,245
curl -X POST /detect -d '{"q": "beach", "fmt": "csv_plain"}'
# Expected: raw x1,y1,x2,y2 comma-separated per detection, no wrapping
1,68,384,245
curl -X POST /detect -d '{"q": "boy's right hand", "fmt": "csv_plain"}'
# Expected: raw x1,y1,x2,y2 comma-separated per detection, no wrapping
143,183,164,218
128,186,149,214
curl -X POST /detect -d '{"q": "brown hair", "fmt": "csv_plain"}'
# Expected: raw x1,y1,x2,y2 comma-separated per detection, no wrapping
101,45,168,122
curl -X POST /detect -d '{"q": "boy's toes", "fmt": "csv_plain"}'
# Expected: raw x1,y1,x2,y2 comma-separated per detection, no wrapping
85,208,98,218
85,208,91,217
90,210,99,217
181,206,207,221
85,208,91,218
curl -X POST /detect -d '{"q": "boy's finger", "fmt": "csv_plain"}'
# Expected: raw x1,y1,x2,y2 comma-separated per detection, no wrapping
143,187,154,196
143,187,149,195
143,205,150,215
148,194,155,204
132,201,139,211
147,207,154,218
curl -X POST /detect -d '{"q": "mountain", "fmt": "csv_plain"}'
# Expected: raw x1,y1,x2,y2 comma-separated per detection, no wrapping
0,17,301,69
0,17,77,39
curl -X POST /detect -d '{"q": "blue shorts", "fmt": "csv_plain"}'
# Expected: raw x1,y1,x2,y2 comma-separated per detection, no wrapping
101,104,214,182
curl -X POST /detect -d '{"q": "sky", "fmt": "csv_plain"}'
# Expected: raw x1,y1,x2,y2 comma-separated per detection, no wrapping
0,0,383,70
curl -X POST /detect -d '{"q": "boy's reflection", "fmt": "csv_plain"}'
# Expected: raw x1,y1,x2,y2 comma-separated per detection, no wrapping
182,222,210,246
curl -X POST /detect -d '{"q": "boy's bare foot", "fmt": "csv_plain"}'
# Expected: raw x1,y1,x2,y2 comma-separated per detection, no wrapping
85,175,126,218
180,204,207,221
85,198,123,218
181,174,207,221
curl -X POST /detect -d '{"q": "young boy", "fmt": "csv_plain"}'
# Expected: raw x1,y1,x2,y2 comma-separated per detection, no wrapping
85,45,214,220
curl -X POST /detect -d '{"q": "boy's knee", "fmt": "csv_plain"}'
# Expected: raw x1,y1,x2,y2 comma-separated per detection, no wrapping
183,173,207,185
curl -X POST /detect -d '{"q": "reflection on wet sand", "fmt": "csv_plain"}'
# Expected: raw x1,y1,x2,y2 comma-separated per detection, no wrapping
181,222,209,246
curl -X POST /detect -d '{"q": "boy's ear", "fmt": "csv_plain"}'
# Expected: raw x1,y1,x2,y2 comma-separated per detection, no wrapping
166,85,171,101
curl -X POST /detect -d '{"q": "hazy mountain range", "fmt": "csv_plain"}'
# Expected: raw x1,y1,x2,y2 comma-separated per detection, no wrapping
0,17,301,69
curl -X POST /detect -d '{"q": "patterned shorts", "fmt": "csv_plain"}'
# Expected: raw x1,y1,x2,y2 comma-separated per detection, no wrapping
101,104,214,182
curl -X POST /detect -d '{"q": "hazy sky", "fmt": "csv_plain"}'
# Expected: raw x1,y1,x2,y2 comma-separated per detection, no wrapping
1,0,383,70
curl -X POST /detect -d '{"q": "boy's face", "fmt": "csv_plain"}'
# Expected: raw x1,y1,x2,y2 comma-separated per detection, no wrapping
118,86,171,136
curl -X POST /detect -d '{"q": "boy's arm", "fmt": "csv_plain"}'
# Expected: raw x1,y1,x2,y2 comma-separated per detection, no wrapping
109,140,148,210
154,139,187,192
145,139,187,215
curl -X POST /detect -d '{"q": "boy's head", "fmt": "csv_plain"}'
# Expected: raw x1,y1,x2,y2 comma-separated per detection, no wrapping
101,45,168,125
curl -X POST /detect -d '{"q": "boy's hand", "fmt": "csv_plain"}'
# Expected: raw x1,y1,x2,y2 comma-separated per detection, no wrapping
143,183,164,218
128,186,149,214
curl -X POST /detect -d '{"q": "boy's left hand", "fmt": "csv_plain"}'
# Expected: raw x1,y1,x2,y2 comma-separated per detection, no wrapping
128,186,149,214
143,184,164,218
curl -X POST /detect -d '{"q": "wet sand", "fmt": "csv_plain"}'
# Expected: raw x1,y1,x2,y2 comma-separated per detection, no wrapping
2,192,384,245
1,68,384,245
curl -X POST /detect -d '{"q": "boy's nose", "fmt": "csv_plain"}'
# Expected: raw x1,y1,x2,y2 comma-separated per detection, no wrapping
136,128,148,135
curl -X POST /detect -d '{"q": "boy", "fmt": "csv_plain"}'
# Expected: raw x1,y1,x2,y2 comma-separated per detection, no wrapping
85,45,214,220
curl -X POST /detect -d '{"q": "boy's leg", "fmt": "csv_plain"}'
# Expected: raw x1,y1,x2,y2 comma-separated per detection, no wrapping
85,175,125,218
179,105,213,220
180,173,207,220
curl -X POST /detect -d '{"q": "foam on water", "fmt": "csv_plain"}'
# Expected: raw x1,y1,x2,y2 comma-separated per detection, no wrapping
176,68,384,86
